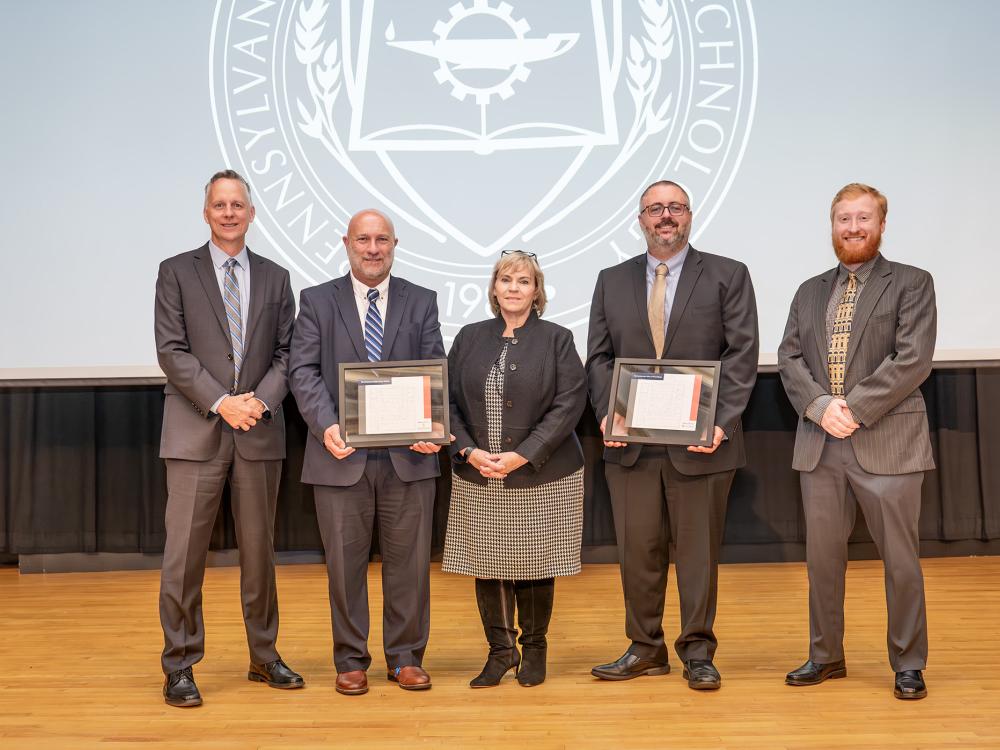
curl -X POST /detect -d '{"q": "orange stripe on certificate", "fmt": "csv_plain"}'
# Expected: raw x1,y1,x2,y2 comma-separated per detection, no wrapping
690,374,702,422
423,375,431,419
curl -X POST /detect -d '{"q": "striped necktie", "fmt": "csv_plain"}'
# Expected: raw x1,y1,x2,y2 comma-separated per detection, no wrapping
223,258,243,389
828,272,857,396
364,287,383,362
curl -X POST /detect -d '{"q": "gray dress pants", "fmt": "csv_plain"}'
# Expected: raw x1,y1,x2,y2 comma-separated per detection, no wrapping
313,450,435,673
801,435,928,671
159,430,282,673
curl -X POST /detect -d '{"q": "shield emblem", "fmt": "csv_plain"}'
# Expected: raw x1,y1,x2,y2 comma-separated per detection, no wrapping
347,0,617,256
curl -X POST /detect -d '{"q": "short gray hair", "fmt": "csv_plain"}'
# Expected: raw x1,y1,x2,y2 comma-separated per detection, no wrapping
204,169,253,206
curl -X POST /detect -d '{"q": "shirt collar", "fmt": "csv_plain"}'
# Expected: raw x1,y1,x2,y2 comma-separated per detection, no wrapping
208,240,249,270
838,252,880,283
350,271,391,300
646,243,690,278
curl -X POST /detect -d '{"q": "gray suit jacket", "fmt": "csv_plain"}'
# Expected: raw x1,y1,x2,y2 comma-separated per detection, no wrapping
777,253,936,474
586,247,759,475
288,273,446,487
155,244,295,461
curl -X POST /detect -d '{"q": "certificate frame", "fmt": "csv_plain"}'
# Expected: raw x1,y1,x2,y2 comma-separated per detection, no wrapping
338,359,450,448
603,358,721,446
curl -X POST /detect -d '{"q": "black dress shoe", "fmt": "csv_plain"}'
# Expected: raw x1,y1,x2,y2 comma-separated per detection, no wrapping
894,670,927,700
591,652,670,681
683,659,721,690
164,667,202,707
248,659,305,689
785,659,847,686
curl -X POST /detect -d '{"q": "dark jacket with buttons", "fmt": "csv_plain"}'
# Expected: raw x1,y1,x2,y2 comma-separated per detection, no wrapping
448,311,587,488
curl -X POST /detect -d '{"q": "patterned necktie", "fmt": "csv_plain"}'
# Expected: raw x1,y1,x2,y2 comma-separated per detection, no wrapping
364,287,383,362
223,258,243,389
648,262,668,358
828,272,857,396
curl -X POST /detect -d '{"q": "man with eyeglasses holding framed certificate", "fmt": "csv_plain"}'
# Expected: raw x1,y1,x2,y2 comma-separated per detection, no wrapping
586,180,759,690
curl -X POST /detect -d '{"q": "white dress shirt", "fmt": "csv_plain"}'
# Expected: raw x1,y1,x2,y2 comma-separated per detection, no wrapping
350,272,390,329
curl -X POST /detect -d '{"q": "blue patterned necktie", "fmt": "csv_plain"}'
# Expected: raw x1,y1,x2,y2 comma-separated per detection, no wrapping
223,258,243,388
364,287,383,362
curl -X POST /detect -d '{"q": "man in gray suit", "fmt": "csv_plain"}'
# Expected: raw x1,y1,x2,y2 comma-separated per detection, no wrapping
587,180,759,689
155,169,301,707
778,182,936,700
289,209,445,696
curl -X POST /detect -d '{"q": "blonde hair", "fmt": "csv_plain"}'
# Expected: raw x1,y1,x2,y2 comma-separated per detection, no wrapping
830,182,888,222
488,252,547,317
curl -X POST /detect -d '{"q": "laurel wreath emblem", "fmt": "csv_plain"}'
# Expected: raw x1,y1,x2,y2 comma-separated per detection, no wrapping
294,0,347,161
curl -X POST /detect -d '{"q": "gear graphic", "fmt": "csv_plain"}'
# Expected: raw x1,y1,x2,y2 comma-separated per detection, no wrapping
432,0,531,105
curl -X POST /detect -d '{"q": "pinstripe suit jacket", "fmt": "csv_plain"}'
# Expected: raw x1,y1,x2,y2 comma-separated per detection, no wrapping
155,244,295,461
777,253,936,475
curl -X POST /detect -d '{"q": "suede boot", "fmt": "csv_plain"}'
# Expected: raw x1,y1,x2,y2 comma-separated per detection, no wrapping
470,578,520,687
514,578,554,687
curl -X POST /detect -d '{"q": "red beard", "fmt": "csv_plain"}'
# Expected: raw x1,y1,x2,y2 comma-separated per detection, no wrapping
832,230,881,264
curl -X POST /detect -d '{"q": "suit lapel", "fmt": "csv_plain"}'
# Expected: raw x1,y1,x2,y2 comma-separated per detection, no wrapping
812,267,838,389
845,255,892,372
333,274,368,361
241,249,266,361
380,276,408,358
630,256,654,354
663,247,702,354
193,244,230,342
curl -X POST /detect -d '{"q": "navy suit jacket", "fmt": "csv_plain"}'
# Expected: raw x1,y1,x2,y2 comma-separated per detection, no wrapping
289,273,446,487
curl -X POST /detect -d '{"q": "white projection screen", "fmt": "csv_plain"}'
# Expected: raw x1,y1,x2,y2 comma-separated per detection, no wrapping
2,0,998,381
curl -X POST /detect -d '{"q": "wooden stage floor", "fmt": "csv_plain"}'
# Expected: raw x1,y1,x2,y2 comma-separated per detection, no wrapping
1,557,998,749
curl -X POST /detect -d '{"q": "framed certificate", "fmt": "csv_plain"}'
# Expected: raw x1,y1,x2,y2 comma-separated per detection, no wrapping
338,359,450,448
603,359,721,446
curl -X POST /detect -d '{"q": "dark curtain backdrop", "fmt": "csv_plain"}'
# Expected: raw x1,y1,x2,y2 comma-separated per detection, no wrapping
2,370,999,557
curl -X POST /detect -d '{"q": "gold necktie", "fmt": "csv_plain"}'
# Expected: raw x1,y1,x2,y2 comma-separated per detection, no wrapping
828,272,857,396
648,263,668,358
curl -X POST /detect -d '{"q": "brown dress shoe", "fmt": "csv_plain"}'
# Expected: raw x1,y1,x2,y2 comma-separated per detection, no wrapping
335,670,368,696
388,665,432,690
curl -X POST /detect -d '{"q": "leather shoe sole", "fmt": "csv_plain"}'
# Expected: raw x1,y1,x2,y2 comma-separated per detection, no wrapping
591,663,671,681
248,671,305,689
164,694,202,708
785,666,847,686
335,683,369,696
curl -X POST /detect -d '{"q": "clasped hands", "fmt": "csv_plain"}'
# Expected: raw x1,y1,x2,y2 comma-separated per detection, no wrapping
322,424,454,460
218,392,266,431
600,415,725,454
467,449,527,479
821,398,859,439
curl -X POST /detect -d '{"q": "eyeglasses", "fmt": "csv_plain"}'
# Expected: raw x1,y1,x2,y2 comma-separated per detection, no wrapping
640,202,690,218
500,250,537,258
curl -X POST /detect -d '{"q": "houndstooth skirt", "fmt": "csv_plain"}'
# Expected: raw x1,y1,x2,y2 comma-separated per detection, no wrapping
442,341,583,580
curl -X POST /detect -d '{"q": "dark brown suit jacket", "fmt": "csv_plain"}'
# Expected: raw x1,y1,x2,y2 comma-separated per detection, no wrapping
586,247,759,475
154,244,295,461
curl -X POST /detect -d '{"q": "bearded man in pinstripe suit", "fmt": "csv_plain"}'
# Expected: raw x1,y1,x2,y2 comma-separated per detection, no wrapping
778,183,936,701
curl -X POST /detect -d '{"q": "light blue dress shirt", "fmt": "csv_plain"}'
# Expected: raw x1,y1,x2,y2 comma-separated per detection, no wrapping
645,243,690,339
207,241,255,413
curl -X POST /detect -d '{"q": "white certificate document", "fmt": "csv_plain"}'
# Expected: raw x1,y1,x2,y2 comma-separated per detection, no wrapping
627,373,701,431
362,376,432,434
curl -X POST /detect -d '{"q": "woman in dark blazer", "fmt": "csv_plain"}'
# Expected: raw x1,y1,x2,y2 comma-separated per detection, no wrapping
442,250,587,688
